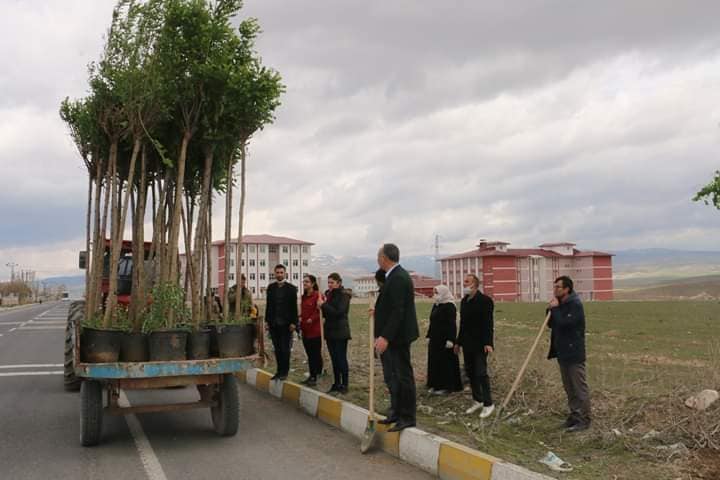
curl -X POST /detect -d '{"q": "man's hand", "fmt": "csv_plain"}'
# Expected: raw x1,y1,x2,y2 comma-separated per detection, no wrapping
374,336,389,355
445,340,454,349
453,345,460,355
548,297,559,309
289,324,296,333
484,345,494,354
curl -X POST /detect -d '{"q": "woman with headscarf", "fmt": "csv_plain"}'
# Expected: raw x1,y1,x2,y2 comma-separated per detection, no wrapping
426,285,462,395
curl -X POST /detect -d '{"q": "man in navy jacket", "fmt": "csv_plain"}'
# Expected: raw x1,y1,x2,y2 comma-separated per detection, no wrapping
547,275,591,432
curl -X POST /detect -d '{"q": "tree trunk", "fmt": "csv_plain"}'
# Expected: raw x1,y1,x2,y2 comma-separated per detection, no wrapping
234,140,247,323
86,155,103,318
191,148,214,326
223,156,234,319
130,144,148,331
103,138,141,328
205,194,213,322
166,132,192,286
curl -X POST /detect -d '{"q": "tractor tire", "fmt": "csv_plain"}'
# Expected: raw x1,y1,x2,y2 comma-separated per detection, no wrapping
211,374,239,436
80,380,103,446
64,301,84,392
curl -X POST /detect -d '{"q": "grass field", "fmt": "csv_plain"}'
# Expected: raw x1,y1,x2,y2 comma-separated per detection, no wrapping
260,300,720,479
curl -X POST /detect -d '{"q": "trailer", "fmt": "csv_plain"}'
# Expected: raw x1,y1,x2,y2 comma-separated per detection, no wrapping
66,302,258,446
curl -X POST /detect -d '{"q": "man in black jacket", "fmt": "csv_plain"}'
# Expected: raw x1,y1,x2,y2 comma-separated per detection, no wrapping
547,275,591,432
265,264,298,381
456,274,495,419
373,243,419,432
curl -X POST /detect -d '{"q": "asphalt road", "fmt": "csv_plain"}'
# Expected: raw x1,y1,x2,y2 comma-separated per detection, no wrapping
0,301,430,480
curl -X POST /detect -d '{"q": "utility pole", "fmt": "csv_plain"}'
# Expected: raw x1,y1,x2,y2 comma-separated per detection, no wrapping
433,234,441,281
5,262,18,282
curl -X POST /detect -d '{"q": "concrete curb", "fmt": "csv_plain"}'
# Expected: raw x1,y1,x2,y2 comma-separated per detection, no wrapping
239,368,554,480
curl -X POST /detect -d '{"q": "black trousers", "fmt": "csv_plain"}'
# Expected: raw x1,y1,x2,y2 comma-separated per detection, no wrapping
384,343,416,423
270,326,293,376
326,338,349,386
464,349,493,406
559,361,591,424
380,349,397,418
302,336,323,378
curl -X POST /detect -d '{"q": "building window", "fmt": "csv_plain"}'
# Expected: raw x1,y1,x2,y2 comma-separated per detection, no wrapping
302,259,308,267
302,246,308,253
250,273,255,280
293,273,299,280
259,259,266,267
260,273,266,280
292,259,299,267
251,287,256,294
269,245,278,253
229,274,234,281
292,245,299,252
282,246,288,253
249,259,256,267
241,260,245,267
259,245,266,253
283,259,289,266
249,245,256,253
230,260,235,267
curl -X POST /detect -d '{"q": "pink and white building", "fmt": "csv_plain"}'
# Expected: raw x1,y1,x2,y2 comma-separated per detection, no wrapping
181,234,314,299
438,240,613,302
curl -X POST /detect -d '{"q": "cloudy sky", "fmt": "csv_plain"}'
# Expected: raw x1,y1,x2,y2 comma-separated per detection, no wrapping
1,0,720,279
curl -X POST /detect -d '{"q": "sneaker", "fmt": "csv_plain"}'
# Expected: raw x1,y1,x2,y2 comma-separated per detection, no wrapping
327,384,340,394
565,422,590,433
306,377,317,387
338,385,348,394
561,417,577,429
465,401,482,415
479,404,495,419
432,389,449,396
427,388,435,394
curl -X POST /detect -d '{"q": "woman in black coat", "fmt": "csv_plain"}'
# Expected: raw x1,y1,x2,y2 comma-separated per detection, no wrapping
319,272,351,394
426,285,462,394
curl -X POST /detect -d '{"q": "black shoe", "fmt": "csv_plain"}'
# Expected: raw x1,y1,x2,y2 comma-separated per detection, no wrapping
327,384,340,394
306,377,317,386
561,417,577,429
378,417,398,425
337,384,348,394
388,421,415,432
271,374,280,380
565,422,590,433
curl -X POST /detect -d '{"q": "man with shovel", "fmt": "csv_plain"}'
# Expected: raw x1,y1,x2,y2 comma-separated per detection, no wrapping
548,276,591,432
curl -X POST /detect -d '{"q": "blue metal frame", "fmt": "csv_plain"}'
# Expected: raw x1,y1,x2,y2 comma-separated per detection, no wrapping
75,357,254,379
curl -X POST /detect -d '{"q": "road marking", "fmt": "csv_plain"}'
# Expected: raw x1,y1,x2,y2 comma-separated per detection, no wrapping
0,371,63,377
0,321,23,325
0,364,64,369
18,326,65,330
26,320,65,325
9,328,16,332
119,391,169,480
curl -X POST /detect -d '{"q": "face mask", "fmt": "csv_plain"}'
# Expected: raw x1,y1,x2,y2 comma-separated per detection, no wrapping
463,287,472,296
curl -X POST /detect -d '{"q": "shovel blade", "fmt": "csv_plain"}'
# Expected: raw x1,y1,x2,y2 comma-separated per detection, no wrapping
360,421,376,454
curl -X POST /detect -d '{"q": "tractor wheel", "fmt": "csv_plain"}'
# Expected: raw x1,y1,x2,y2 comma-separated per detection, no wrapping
80,380,104,446
211,374,239,436
64,301,84,392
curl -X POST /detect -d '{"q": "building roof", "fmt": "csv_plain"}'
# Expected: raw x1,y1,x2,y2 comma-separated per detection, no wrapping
538,242,577,247
439,246,613,261
211,234,314,246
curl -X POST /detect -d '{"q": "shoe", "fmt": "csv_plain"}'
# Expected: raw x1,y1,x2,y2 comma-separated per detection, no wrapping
388,421,415,432
306,377,317,387
271,374,280,380
465,401,482,415
337,385,348,394
378,417,398,425
277,374,288,381
326,384,340,394
561,417,578,429
300,377,311,385
565,422,590,433
479,404,495,419
427,388,435,394
432,389,448,396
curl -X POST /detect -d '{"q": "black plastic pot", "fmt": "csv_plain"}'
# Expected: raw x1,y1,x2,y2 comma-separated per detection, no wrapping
148,330,188,361
81,327,123,363
120,332,148,362
187,329,211,360
216,324,256,358
205,324,219,357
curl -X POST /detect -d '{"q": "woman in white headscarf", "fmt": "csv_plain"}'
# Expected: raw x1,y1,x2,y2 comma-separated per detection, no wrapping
425,285,462,394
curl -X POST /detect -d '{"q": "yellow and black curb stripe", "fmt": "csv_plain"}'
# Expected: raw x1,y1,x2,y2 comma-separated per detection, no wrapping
240,368,554,480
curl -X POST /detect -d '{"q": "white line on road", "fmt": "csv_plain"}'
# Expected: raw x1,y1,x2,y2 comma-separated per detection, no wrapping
17,326,66,330
0,371,63,377
0,321,24,325
119,391,169,480
26,320,65,325
9,328,16,332
0,364,64,369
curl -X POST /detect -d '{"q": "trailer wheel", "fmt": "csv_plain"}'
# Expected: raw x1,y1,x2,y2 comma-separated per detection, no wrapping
64,301,84,392
211,374,239,436
80,380,103,446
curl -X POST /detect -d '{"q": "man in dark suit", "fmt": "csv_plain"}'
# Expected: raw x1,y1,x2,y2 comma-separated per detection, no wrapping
373,243,419,432
265,264,298,381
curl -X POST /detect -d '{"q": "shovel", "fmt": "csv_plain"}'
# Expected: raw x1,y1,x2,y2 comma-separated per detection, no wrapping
360,293,378,453
492,311,551,429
